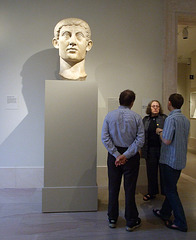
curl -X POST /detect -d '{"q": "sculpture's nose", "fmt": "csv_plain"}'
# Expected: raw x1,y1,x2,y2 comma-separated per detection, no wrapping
69,34,77,45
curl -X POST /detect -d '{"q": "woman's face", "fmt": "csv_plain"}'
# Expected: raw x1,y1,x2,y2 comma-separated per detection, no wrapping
151,101,160,116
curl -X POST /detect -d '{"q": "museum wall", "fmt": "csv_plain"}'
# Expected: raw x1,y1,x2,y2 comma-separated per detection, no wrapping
177,63,189,117
190,50,196,139
0,0,164,187
178,56,196,146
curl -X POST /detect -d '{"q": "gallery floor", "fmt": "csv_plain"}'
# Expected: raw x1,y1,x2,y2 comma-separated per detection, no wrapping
0,151,196,240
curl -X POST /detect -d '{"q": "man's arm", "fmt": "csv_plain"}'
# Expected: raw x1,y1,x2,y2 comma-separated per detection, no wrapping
156,118,173,145
101,117,120,158
156,127,171,145
123,117,145,159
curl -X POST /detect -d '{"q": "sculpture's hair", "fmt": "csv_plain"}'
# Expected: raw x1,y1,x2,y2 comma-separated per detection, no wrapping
119,90,135,106
146,100,163,115
53,18,91,41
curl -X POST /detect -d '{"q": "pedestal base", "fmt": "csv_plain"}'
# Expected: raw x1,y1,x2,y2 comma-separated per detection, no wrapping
42,80,98,212
42,186,97,212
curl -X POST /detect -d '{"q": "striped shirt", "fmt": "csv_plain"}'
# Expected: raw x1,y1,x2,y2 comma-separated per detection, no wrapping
101,106,144,159
160,109,190,170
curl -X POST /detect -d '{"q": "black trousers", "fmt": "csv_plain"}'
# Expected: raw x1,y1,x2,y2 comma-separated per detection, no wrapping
107,148,140,225
146,146,163,195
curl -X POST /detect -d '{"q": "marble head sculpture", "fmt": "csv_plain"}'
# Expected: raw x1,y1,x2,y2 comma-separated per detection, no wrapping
52,18,93,80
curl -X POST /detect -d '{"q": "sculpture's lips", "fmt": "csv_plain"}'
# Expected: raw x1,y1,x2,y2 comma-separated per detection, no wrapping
67,48,77,52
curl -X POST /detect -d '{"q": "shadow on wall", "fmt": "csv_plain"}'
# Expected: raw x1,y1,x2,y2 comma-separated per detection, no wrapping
21,48,60,126
0,49,60,166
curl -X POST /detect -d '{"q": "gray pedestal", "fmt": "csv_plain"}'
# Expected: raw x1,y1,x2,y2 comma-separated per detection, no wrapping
42,80,98,212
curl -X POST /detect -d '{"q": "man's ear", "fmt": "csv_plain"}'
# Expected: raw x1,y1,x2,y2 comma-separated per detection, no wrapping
129,102,134,109
167,100,172,111
86,40,93,52
52,38,59,49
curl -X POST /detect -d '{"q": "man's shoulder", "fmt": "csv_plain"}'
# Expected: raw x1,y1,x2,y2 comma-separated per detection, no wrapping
105,108,119,118
129,110,142,120
108,108,119,114
182,114,190,126
169,111,188,119
166,111,190,125
107,108,142,120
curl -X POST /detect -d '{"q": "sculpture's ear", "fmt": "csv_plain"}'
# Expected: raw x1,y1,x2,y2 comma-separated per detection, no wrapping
52,38,59,49
86,40,93,52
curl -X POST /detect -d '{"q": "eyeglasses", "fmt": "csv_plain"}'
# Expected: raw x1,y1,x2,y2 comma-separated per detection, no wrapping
151,105,160,108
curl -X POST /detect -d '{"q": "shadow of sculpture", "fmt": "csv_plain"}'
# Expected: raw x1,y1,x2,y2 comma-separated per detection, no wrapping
0,48,59,166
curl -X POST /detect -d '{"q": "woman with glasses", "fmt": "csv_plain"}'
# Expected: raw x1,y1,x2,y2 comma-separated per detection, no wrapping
141,100,167,201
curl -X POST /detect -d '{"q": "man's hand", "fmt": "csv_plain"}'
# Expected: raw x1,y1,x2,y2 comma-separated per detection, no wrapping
156,127,163,135
115,155,127,167
156,127,171,145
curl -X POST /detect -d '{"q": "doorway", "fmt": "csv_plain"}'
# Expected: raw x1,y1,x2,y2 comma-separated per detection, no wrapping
177,17,196,118
177,15,196,179
177,15,196,152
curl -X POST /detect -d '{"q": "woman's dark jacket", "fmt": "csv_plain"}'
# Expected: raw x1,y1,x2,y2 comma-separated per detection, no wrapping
141,114,167,159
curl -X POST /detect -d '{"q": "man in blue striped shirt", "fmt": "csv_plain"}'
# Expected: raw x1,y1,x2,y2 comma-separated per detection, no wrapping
154,93,190,232
101,89,144,231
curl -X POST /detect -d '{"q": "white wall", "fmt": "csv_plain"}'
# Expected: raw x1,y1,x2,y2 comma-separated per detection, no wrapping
0,0,164,181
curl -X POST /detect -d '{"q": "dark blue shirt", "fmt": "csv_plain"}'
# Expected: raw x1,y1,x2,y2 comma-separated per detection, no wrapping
101,106,144,159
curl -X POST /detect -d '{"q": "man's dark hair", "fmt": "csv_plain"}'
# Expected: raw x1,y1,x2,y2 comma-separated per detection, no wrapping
169,93,184,109
119,89,135,106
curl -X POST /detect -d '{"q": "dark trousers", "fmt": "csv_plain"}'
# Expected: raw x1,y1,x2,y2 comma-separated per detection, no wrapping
160,163,187,230
107,149,140,225
146,147,163,195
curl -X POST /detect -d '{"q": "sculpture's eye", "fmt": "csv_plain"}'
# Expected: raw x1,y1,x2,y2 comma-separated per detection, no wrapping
61,31,71,39
76,32,85,40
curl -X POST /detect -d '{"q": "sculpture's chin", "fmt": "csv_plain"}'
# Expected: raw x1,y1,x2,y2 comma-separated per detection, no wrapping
59,73,87,81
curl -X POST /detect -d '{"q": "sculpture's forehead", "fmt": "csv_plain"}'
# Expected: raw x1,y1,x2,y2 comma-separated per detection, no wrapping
60,25,86,33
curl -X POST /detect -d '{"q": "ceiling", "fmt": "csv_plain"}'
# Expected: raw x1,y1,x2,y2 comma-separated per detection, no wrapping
178,24,196,64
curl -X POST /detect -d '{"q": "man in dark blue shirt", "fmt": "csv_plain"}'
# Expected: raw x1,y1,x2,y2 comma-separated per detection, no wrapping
101,89,144,232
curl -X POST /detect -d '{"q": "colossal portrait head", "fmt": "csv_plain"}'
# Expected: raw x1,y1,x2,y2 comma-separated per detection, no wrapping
52,18,93,81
